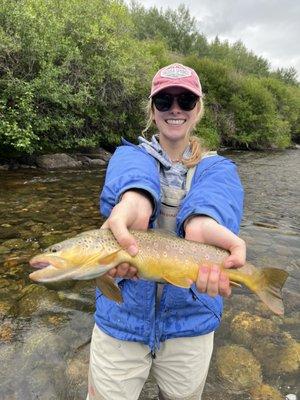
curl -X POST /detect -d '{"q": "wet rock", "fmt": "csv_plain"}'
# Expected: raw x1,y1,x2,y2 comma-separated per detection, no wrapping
216,345,262,392
252,332,300,375
38,233,67,248
75,147,111,162
0,245,9,255
43,280,77,290
0,278,24,297
230,312,278,346
75,155,106,168
1,238,30,251
0,164,9,170
0,226,21,240
36,153,82,170
22,327,68,362
0,300,15,318
26,366,65,399
250,383,282,400
224,293,257,314
42,313,69,327
18,284,60,317
66,345,89,395
0,322,14,343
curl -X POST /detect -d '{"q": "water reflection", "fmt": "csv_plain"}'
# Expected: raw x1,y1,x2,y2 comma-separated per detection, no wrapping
0,150,299,399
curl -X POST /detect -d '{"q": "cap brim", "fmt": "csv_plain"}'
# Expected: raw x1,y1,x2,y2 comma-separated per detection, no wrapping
150,84,202,98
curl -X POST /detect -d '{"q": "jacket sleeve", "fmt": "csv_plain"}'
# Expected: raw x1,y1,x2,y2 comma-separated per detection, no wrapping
100,144,161,224
177,156,244,236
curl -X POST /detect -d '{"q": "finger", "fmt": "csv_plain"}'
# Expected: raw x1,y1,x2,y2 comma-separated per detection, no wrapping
109,219,138,256
126,266,138,279
224,240,246,268
107,268,117,278
115,263,130,278
218,271,231,297
196,265,210,293
206,265,220,297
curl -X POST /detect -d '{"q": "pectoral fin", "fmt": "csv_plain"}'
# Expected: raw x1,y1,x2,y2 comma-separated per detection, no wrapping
162,272,191,288
229,280,242,288
96,276,123,303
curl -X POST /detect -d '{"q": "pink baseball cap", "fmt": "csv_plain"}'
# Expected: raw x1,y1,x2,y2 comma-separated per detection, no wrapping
150,63,202,98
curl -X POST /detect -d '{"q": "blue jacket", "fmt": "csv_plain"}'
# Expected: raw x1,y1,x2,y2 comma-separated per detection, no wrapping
96,141,244,351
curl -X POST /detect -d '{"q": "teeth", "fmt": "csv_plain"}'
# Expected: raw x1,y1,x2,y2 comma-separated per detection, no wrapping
166,119,185,125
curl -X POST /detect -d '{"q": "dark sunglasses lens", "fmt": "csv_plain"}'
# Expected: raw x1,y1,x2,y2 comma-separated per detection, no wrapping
153,94,172,111
177,93,198,111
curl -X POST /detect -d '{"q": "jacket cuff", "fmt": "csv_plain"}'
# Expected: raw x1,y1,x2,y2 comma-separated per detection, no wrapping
116,185,160,224
177,208,222,238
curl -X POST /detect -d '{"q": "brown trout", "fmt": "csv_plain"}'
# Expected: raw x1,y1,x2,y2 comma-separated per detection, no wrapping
29,229,288,315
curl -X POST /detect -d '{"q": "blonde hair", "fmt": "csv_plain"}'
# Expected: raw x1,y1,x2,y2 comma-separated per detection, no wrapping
142,98,206,168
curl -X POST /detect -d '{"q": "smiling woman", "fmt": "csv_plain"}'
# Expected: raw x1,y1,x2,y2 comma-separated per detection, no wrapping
143,64,205,167
85,62,245,400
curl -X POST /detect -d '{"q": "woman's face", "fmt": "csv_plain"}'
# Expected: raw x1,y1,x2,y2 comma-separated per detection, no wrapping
152,87,200,145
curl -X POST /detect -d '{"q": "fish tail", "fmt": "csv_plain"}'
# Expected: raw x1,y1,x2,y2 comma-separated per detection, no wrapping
240,263,289,315
255,267,288,315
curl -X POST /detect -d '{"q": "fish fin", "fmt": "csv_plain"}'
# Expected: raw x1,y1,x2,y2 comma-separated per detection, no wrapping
96,276,123,303
241,263,288,315
80,249,122,268
162,272,191,288
229,280,242,288
254,267,289,315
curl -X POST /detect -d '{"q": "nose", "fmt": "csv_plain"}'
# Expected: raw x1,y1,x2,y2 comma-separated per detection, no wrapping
169,98,181,113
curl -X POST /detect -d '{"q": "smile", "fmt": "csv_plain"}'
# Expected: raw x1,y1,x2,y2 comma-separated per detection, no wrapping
165,119,186,125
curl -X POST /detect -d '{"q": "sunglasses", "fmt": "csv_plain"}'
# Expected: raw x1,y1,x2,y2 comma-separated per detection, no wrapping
152,92,199,112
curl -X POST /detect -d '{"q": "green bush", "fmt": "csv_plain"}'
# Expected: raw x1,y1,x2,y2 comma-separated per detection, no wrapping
0,0,161,154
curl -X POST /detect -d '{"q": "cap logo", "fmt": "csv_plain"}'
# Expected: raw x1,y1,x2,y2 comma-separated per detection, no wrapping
160,65,191,79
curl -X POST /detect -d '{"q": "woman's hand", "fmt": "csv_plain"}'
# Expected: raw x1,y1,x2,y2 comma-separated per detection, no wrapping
185,216,246,297
101,190,153,279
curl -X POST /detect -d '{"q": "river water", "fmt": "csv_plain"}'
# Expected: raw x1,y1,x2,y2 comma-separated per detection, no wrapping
0,149,299,400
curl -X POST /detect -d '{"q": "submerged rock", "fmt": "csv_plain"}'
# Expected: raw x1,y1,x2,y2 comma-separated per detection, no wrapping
0,300,16,318
250,383,282,400
252,331,300,375
230,312,279,347
18,284,60,317
0,322,14,343
66,345,90,396
216,344,262,392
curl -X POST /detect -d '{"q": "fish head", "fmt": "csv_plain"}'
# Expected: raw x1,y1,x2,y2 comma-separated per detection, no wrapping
29,230,121,282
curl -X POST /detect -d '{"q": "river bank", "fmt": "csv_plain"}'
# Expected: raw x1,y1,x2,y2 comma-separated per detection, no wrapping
1,143,300,171
0,147,112,171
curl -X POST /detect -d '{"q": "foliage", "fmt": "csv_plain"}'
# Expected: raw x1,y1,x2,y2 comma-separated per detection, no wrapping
0,0,161,154
0,0,299,155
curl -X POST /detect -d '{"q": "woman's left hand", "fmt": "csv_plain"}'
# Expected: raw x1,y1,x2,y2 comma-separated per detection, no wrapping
185,215,246,298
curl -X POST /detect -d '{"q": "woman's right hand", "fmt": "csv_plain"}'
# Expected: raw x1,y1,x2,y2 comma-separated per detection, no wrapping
101,190,153,279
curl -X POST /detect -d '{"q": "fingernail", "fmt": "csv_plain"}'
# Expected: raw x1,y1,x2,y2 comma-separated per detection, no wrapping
225,261,234,268
127,245,138,256
201,266,209,274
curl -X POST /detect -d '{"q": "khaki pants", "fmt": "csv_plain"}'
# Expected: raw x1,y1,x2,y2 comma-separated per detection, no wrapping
87,324,214,400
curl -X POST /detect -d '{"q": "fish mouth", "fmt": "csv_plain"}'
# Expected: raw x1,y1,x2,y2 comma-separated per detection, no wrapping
29,254,74,282
29,259,51,269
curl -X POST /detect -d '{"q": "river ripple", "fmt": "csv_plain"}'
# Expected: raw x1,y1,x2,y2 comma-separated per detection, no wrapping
0,150,299,400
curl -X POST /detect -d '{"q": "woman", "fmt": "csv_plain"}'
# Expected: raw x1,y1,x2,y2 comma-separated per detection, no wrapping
87,63,245,400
